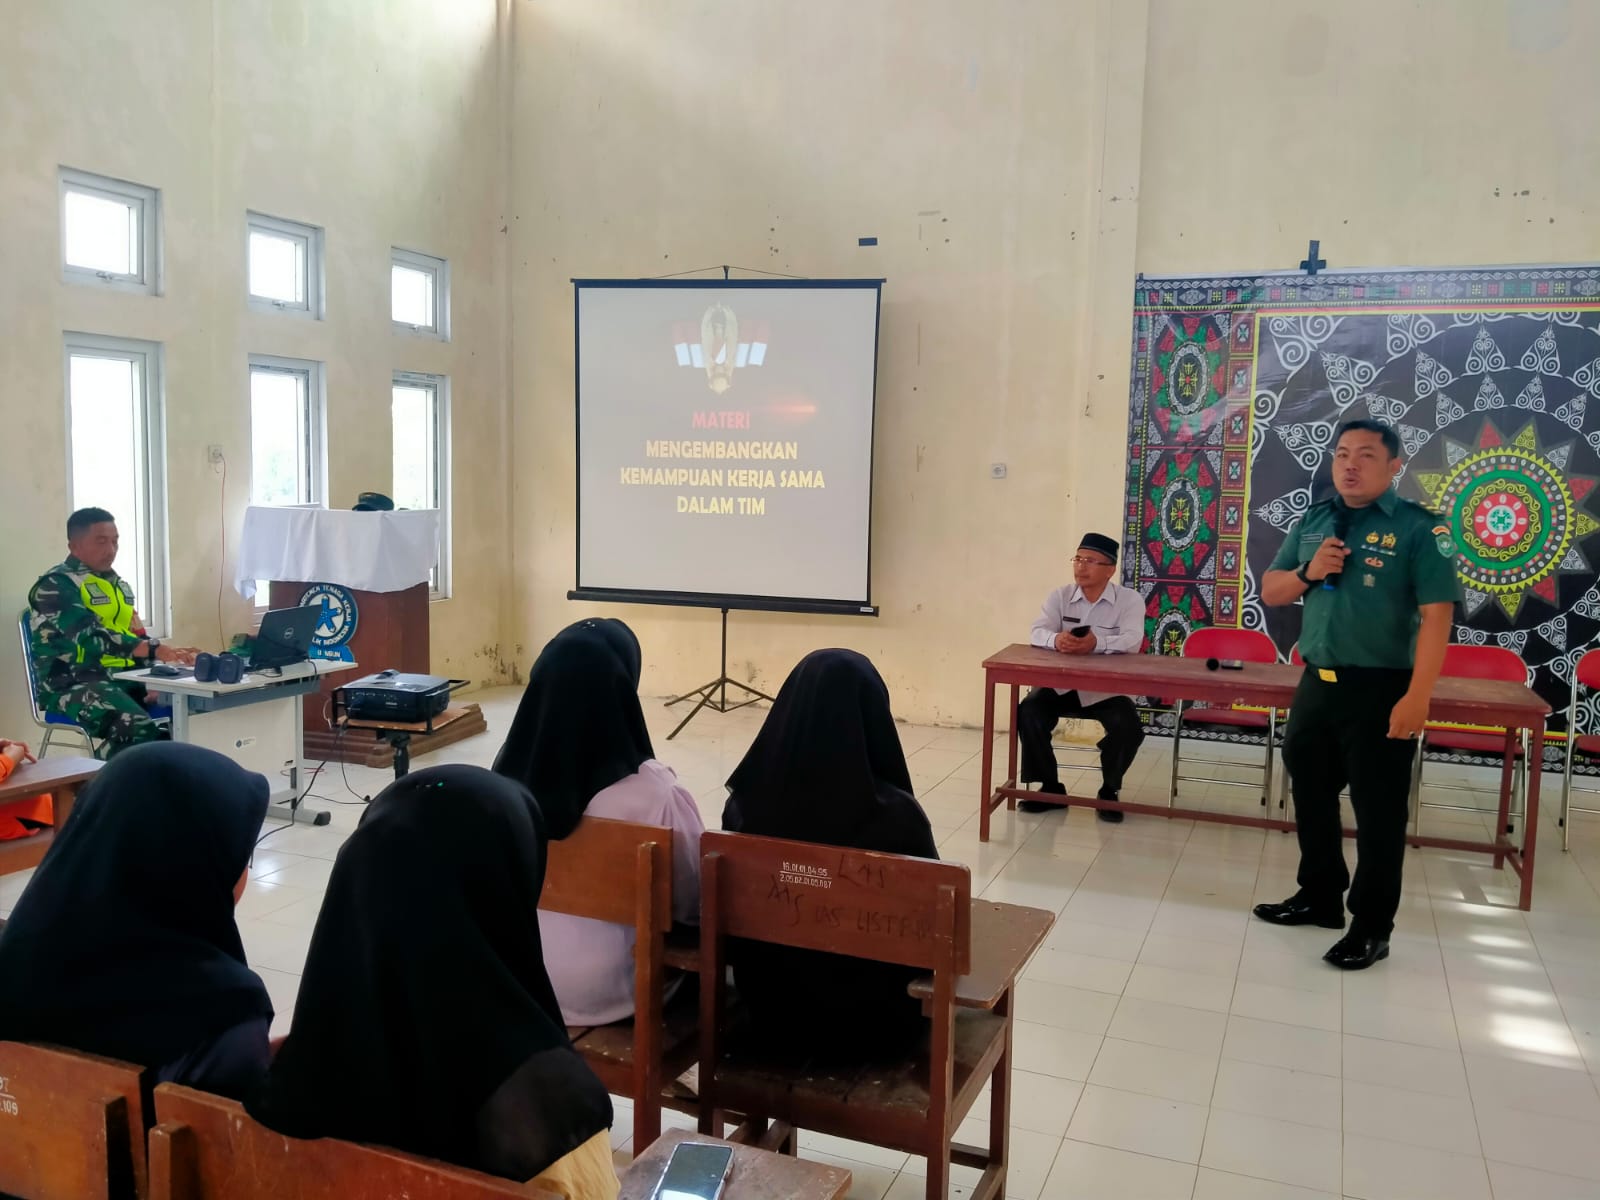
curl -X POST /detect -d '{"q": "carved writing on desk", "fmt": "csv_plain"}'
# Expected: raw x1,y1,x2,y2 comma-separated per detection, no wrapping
764,876,934,940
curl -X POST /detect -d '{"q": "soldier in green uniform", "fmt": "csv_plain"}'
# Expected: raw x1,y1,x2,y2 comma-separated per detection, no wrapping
1253,420,1460,970
28,508,200,758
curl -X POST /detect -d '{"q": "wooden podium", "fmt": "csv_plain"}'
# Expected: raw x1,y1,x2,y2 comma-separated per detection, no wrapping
239,507,487,767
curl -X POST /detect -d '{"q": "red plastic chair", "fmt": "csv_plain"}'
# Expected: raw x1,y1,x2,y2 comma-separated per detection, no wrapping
1560,649,1600,851
1169,628,1281,808
1413,644,1530,836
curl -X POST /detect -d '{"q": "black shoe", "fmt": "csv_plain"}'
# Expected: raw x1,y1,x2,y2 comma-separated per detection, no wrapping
1324,932,1390,970
1251,895,1345,929
1019,782,1066,814
1096,789,1125,823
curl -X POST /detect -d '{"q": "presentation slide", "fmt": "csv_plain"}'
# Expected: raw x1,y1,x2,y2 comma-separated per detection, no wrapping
574,280,883,611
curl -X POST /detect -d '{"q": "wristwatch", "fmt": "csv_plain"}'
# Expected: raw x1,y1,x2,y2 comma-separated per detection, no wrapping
145,638,161,666
1295,563,1313,587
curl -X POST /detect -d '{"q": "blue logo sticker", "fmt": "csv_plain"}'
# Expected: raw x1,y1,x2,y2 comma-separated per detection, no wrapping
299,583,358,662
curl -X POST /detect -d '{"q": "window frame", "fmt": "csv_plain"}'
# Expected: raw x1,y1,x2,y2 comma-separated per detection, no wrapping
247,355,330,606
62,332,170,637
59,167,162,295
392,370,452,599
248,354,328,507
390,247,450,340
246,211,326,318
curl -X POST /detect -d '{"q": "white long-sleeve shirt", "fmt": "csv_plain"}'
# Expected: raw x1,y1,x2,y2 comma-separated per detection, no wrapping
1028,580,1146,705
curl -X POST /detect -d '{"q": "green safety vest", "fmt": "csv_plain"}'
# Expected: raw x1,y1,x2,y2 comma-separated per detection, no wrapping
75,570,139,669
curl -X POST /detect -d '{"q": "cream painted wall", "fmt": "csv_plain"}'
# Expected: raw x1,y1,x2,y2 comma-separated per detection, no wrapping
512,0,1600,729
510,0,1148,726
6,0,1597,739
1137,0,1600,273
0,0,513,738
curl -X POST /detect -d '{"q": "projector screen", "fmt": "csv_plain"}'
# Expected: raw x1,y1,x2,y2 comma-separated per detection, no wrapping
571,279,884,615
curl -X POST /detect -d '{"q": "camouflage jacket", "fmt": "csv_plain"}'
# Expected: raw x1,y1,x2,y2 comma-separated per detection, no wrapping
28,557,147,695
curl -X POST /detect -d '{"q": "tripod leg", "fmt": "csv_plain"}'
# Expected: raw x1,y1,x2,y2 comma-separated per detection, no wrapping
665,680,721,707
667,687,719,740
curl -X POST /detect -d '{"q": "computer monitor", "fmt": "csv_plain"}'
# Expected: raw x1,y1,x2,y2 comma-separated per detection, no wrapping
249,606,319,670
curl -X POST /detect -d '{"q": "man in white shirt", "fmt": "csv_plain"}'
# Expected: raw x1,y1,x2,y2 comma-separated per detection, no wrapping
1018,532,1147,822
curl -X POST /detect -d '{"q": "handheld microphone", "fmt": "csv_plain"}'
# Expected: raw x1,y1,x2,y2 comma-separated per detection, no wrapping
1205,658,1246,671
1323,506,1351,590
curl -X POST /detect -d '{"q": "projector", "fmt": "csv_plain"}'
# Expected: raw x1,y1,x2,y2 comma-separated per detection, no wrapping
341,671,451,723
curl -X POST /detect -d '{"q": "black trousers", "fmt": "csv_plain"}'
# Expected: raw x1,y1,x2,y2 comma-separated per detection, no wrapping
1018,688,1145,796
1283,667,1415,940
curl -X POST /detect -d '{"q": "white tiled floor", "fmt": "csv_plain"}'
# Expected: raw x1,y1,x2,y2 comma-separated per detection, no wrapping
9,686,1600,1199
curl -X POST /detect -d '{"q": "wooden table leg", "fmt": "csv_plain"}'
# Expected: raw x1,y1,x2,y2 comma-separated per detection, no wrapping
980,671,996,843
57,781,80,827
1007,684,1020,811
1520,727,1543,911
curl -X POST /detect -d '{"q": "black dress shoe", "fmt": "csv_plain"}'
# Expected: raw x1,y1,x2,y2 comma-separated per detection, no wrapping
1096,789,1124,823
1251,896,1346,929
1323,932,1389,970
1019,782,1067,814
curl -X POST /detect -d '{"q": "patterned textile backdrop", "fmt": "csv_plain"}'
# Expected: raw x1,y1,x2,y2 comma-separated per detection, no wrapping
1125,264,1600,739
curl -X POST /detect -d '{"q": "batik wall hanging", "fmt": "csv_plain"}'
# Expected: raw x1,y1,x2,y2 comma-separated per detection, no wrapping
1124,263,1600,751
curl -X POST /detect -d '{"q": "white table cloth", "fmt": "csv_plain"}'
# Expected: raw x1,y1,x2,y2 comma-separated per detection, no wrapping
234,506,439,598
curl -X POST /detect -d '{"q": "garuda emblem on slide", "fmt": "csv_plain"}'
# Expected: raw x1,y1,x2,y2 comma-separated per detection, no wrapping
672,305,770,394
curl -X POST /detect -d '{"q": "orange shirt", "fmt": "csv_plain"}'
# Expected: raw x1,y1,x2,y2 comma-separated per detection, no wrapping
0,755,53,840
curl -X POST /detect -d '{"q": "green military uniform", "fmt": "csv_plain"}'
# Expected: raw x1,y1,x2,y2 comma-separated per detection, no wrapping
28,556,165,757
1269,490,1462,938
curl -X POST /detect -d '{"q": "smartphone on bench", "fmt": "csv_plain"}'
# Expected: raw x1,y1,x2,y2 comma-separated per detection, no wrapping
653,1140,734,1200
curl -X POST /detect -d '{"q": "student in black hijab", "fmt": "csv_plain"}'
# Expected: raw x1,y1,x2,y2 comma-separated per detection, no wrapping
492,618,656,838
0,742,273,1101
493,618,704,1026
247,766,617,1196
591,617,642,687
723,648,938,1056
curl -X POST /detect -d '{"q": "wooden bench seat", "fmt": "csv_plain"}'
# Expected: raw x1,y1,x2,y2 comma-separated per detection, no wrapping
540,815,686,1150
148,1083,546,1199
565,973,700,1097
713,1009,1007,1152
697,831,1039,1200
0,1040,148,1200
149,1084,853,1200
0,755,99,879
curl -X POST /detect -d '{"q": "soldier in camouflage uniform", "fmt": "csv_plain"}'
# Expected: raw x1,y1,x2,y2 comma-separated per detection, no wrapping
29,508,200,757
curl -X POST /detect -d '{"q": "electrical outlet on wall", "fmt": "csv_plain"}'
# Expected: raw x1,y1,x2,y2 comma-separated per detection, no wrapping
206,444,224,465
990,463,1007,479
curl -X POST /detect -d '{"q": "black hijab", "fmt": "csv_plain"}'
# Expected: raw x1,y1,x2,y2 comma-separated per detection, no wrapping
724,648,921,847
722,650,936,1057
247,766,609,1172
491,618,654,838
0,742,272,1067
591,617,642,687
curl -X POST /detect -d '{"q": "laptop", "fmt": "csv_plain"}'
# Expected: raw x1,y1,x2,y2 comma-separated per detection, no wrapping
248,606,319,671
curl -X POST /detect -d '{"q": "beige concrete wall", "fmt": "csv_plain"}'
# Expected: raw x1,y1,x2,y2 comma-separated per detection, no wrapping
6,0,1597,738
1137,0,1600,273
0,0,513,738
511,0,1599,728
509,0,1148,725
